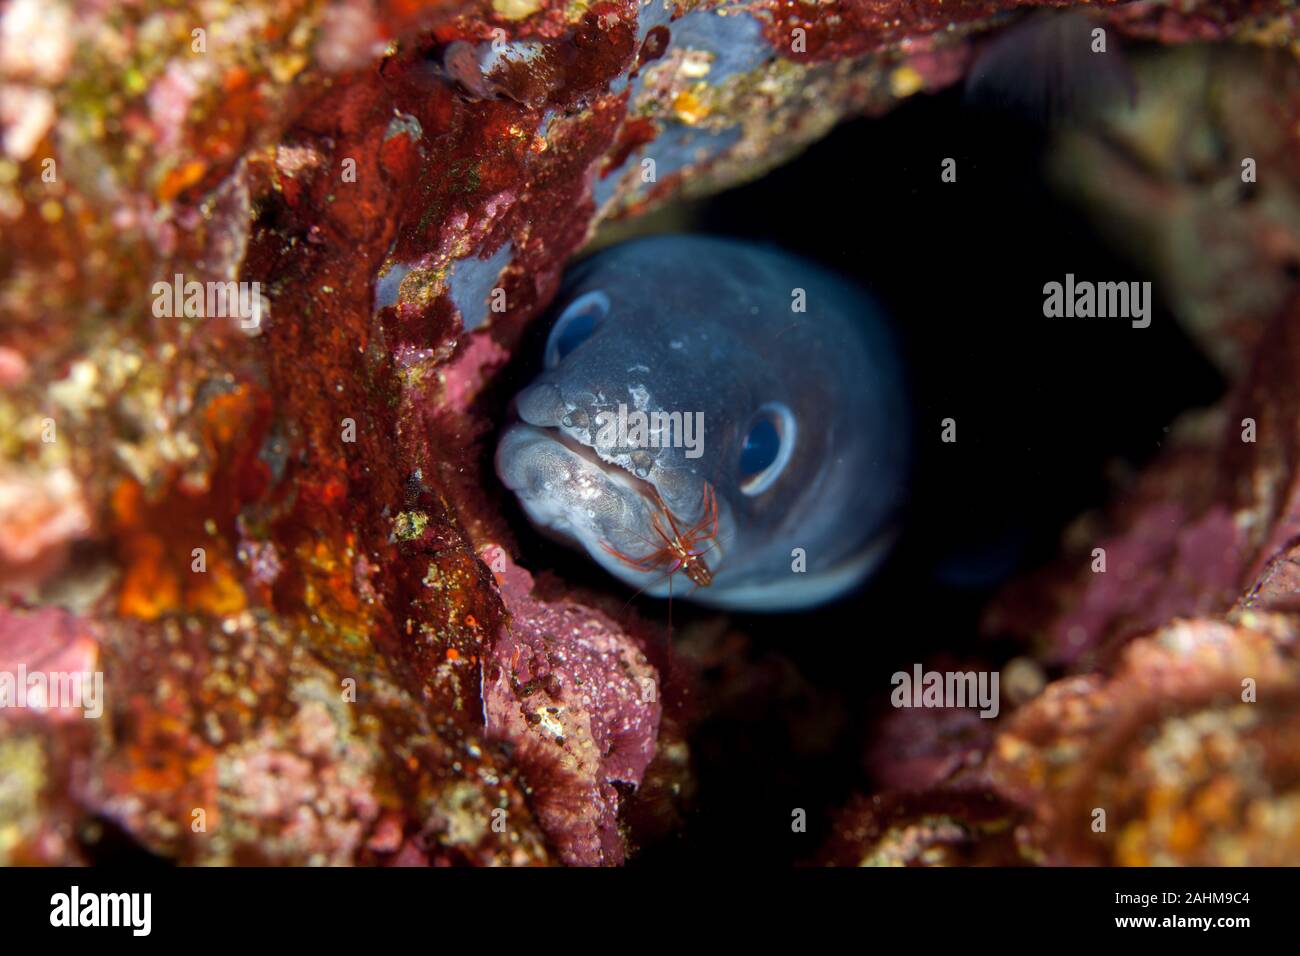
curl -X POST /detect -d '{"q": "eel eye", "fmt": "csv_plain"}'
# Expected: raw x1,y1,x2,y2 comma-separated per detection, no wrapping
738,403,796,495
545,290,609,368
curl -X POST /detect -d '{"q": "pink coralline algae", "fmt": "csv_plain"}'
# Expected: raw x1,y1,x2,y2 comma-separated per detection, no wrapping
484,548,664,865
0,606,100,724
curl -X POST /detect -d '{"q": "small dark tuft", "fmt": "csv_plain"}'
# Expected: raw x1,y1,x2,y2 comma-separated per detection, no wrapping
964,11,1136,127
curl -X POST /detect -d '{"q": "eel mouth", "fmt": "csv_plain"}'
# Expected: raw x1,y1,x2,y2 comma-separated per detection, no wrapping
495,420,726,597
546,424,662,504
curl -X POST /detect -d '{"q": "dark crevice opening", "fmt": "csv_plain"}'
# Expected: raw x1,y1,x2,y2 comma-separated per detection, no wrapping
492,78,1227,867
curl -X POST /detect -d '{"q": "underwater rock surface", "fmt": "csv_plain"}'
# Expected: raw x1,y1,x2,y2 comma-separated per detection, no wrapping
2,0,1300,865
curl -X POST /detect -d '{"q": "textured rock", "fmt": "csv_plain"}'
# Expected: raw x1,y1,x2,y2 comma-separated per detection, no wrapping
483,549,665,865
3,0,1299,866
989,615,1300,865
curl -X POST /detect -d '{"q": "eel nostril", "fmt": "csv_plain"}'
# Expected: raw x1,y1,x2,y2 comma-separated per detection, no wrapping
515,383,566,427
561,408,590,430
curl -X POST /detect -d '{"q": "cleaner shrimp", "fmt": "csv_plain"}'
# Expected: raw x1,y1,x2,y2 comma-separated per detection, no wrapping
600,481,721,591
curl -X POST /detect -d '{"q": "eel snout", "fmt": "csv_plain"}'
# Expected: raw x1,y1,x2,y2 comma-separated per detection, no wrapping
496,419,730,598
